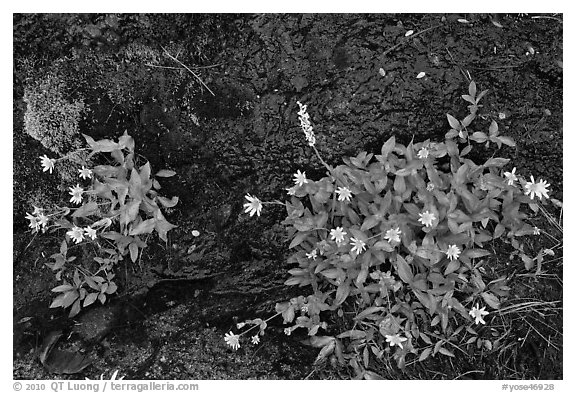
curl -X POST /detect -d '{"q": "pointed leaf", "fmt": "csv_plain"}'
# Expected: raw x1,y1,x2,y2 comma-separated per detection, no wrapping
446,114,460,130
395,255,413,284
155,169,177,177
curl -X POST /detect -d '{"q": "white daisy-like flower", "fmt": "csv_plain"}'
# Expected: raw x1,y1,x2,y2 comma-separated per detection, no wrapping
301,304,309,313
224,331,240,350
66,226,85,244
191,230,200,237
25,213,40,231
503,167,518,186
306,249,317,259
243,194,263,217
84,227,97,240
284,327,292,336
251,335,260,345
330,227,347,244
335,186,352,202
426,183,435,192
39,155,56,174
524,175,550,200
350,237,367,255
533,227,541,235
446,244,461,261
286,186,297,195
37,213,49,229
78,166,93,180
69,184,84,205
293,170,308,187
32,205,43,215
417,147,430,159
469,304,489,325
418,210,436,227
384,227,402,243
385,334,408,349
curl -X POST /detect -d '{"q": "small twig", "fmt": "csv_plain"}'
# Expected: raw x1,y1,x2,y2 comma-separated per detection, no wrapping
445,48,472,82
531,16,562,22
382,24,443,58
145,63,223,70
104,104,118,125
161,46,215,96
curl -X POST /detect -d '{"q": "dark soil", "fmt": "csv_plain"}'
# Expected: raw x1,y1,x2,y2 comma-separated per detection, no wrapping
13,13,562,379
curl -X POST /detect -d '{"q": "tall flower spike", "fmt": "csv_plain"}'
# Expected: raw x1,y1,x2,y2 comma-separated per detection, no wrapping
296,101,316,146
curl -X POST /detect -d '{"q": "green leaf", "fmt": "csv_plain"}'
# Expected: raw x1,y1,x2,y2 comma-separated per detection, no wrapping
379,136,396,161
154,218,177,242
83,292,98,307
446,114,461,130
438,347,455,357
129,242,139,262
157,196,179,208
120,200,141,227
373,240,394,252
444,259,461,275
118,131,134,151
337,330,367,340
393,175,406,194
481,291,500,309
521,253,534,271
284,277,304,286
83,134,97,149
463,249,491,259
484,157,510,168
468,81,477,97
289,231,309,249
335,280,351,305
489,120,499,137
461,94,476,105
72,202,99,218
94,139,121,153
51,284,74,293
105,282,118,294
139,162,151,183
498,136,516,147
461,113,476,127
354,306,385,321
395,255,413,284
419,347,432,362
130,218,156,236
470,131,488,143
361,215,380,231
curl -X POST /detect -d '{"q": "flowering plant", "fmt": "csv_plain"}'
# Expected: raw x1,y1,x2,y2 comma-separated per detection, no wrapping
26,132,178,317
235,82,558,375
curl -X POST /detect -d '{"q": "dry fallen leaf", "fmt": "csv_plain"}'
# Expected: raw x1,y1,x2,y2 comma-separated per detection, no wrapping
416,72,426,79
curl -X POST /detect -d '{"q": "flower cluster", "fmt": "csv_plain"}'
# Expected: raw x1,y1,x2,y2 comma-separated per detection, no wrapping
30,132,179,318
296,101,316,146
65,225,98,244
237,86,557,372
25,206,49,233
